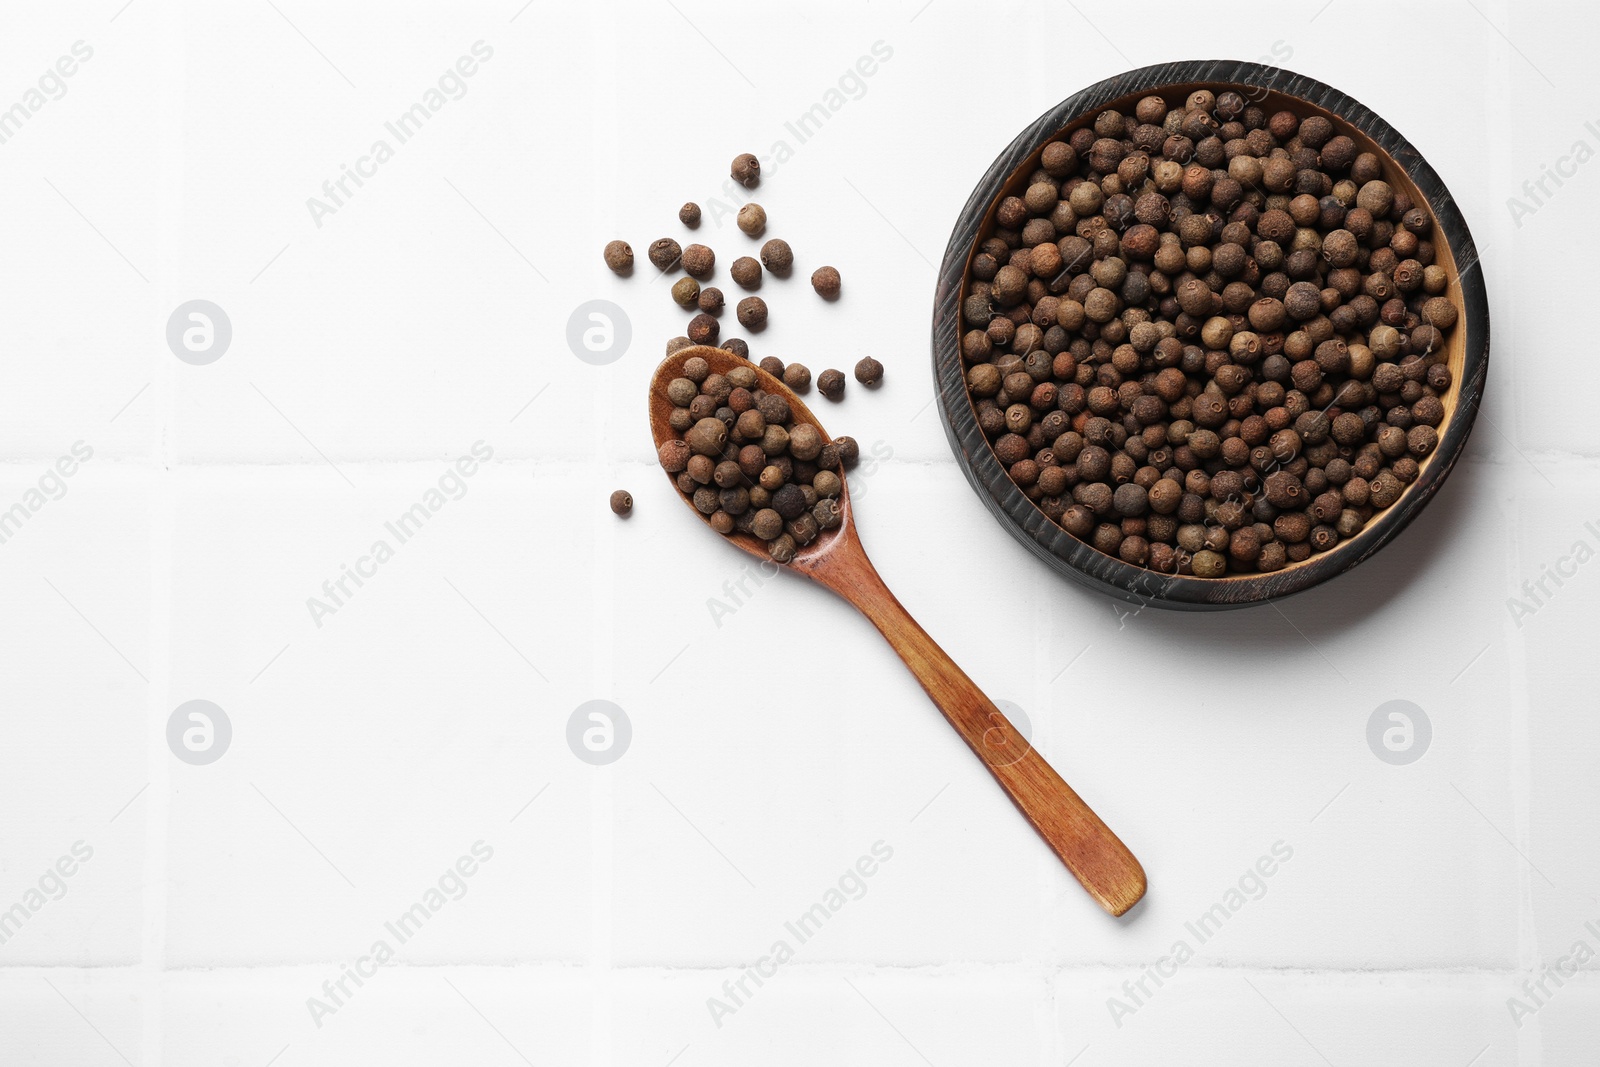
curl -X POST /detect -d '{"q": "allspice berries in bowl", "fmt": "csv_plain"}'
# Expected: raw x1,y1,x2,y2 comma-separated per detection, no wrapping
932,60,1489,609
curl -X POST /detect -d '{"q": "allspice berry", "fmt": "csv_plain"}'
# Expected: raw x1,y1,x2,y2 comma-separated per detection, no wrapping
666,376,698,407
772,483,807,519
682,244,715,279
783,363,812,393
686,417,728,456
687,312,720,345
731,256,762,289
665,336,693,356
679,202,701,226
1420,296,1458,330
698,287,724,314
789,424,822,461
854,357,884,387
657,439,690,472
647,238,682,272
759,356,785,378
603,240,633,274
609,489,633,516
736,296,768,329
818,369,846,401
760,239,794,274
751,508,783,540
811,266,841,299
731,152,761,187
737,203,766,236
671,276,700,308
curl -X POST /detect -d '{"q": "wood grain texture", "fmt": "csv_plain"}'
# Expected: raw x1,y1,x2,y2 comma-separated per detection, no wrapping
650,346,1147,916
931,60,1491,610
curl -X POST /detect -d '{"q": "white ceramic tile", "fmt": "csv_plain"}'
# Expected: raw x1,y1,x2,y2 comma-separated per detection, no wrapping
614,966,1052,1065
157,967,589,1066
0,464,151,967
1054,969,1520,1065
161,463,594,965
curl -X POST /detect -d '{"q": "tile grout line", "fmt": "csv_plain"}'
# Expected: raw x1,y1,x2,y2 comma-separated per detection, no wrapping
1480,27,1545,1034
143,8,181,1058
592,763,616,1067
1039,505,1066,1067
1502,410,1544,1053
0,454,963,474
31,448,1600,476
590,4,620,1063
141,461,174,1066
1503,24,1549,1057
0,961,1582,979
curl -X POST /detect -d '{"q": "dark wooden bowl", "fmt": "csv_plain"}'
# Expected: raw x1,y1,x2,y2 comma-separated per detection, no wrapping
931,60,1490,610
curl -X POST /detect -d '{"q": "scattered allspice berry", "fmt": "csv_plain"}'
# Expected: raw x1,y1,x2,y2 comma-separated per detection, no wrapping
730,256,762,289
854,357,884,387
647,238,682,272
609,489,633,517
736,296,768,329
687,312,719,345
682,244,715,279
811,266,841,299
760,238,793,274
609,160,873,434
737,203,766,236
603,240,633,274
731,152,761,187
671,276,700,308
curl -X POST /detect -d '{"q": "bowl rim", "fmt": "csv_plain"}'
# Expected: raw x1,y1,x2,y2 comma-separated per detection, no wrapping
930,59,1491,611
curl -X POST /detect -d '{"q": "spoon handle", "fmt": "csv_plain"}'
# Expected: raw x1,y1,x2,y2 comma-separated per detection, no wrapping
811,554,1147,916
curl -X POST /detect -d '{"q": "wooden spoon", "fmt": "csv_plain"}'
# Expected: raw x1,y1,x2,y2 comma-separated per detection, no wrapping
649,346,1147,916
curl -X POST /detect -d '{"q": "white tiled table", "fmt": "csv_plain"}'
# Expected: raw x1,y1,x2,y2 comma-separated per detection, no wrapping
0,1,1594,1063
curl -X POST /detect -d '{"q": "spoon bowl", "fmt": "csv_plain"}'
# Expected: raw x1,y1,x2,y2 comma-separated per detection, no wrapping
648,346,856,567
649,345,1148,917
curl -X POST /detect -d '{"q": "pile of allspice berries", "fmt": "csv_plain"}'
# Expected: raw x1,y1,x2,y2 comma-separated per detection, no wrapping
655,351,863,562
960,90,1461,577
